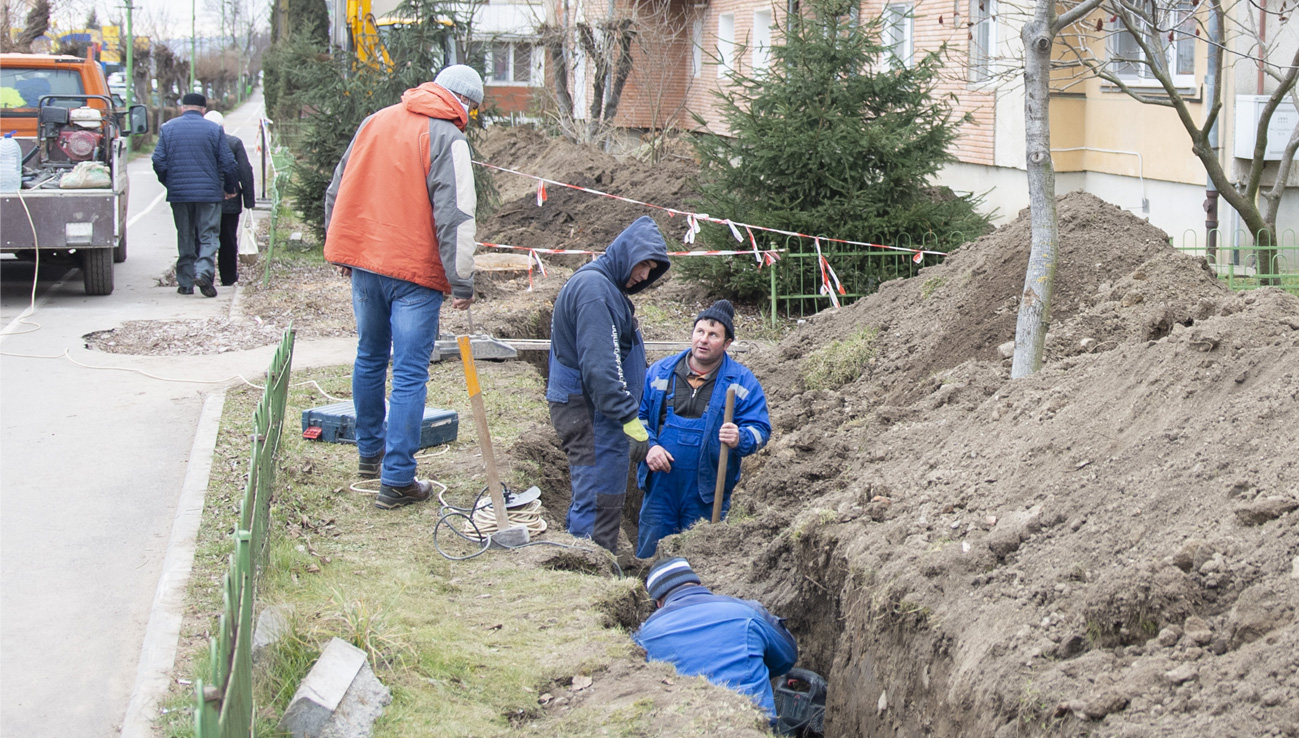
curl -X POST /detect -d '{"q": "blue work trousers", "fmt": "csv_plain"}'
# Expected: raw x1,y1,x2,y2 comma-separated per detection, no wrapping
350,268,444,487
171,201,221,288
636,405,728,558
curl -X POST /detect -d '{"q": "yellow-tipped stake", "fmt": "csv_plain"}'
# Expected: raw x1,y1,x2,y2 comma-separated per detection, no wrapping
458,335,513,534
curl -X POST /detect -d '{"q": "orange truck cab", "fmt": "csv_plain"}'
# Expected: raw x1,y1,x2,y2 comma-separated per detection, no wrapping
0,49,147,295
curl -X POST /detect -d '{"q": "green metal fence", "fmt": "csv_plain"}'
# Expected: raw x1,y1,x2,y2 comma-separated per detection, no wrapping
769,231,967,322
263,136,294,289
1173,228,1299,295
194,327,296,737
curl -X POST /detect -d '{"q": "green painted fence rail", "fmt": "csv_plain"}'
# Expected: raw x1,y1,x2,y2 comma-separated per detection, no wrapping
1173,228,1299,295
763,227,1298,324
194,327,295,737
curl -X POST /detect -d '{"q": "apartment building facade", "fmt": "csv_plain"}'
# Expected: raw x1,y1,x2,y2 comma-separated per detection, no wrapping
545,0,1296,257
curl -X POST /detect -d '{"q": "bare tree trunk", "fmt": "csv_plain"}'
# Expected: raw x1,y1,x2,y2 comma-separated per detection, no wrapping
601,20,635,123
1012,2,1061,379
1,3,14,53
16,0,51,52
579,23,609,135
542,27,573,117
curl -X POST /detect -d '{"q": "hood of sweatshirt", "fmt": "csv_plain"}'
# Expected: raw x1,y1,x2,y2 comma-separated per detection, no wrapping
402,81,468,130
588,216,671,295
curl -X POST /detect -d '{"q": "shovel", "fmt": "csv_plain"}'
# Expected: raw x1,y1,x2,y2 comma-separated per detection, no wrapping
710,385,737,524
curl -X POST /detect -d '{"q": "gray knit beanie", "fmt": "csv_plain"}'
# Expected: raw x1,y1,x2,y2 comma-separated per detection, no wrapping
434,64,484,105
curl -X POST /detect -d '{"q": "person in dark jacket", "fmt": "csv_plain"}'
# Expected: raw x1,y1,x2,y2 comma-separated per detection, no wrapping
152,93,237,297
547,216,670,553
633,557,798,721
635,300,771,558
204,111,256,286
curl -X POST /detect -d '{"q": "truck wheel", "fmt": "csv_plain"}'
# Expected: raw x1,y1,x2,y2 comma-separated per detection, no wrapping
81,248,114,295
113,232,127,263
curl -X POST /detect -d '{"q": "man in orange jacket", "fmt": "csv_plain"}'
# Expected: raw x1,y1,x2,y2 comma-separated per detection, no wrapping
323,65,481,510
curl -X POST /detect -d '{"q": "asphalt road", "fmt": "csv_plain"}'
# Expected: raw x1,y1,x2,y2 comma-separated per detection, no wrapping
0,92,351,737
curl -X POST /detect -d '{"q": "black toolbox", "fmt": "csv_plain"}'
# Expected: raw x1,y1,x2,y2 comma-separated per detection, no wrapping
301,401,458,449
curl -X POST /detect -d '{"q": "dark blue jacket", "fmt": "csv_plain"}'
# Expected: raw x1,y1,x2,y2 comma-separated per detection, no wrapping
633,584,798,718
152,110,237,203
637,350,771,502
546,217,670,423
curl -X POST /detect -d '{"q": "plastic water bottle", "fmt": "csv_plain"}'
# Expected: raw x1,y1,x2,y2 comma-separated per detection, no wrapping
0,131,21,192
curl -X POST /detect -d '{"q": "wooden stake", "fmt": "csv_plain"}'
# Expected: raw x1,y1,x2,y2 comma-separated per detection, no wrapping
711,385,737,524
458,336,511,531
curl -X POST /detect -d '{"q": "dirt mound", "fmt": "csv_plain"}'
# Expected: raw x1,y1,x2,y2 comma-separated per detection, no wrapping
666,194,1299,736
478,127,699,262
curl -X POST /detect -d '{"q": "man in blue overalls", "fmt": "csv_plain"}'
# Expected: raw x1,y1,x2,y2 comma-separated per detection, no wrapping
635,300,771,559
547,217,671,554
634,556,798,722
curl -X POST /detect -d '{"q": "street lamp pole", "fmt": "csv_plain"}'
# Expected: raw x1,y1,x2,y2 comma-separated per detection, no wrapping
123,0,134,109
190,0,196,92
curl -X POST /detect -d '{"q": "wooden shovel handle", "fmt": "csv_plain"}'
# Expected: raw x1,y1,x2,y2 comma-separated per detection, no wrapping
711,385,737,524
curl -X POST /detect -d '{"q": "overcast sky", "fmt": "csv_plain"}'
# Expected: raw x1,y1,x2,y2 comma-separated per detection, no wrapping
53,0,271,40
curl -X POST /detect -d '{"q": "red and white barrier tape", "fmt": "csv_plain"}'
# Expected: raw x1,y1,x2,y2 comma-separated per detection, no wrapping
472,160,945,261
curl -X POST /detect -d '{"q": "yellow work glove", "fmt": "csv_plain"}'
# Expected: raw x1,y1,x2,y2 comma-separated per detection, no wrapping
623,419,649,463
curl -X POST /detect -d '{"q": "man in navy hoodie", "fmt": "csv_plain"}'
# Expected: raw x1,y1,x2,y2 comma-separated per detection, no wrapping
152,93,237,297
547,217,671,553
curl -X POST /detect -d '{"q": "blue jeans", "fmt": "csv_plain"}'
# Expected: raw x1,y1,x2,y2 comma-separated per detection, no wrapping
350,269,444,487
171,202,221,287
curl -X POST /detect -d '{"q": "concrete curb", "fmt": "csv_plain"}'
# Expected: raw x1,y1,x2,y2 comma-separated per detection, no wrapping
119,390,225,738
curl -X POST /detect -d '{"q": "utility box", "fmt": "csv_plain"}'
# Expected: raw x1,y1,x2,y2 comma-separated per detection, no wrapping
1233,95,1299,161
301,401,458,449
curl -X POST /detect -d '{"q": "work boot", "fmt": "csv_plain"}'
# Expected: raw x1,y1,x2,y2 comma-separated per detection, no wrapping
358,453,384,480
195,274,218,298
177,286,194,295
375,479,433,510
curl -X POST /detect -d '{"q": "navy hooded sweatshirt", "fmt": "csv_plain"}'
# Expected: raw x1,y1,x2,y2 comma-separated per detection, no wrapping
547,216,671,423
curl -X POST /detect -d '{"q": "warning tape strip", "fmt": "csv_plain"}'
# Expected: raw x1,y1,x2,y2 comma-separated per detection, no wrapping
472,160,944,261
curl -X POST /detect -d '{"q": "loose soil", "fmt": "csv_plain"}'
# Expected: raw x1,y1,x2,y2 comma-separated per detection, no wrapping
119,126,1295,736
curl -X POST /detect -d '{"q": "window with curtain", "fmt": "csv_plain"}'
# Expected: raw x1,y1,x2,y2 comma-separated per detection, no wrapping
752,10,772,72
883,4,913,69
1108,2,1196,88
692,19,703,77
718,13,735,77
968,0,995,83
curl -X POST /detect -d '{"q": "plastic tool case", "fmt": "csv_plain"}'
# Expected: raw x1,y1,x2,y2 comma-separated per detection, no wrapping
301,401,458,449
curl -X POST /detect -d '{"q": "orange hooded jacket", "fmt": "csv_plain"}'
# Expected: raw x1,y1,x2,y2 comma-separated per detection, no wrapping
322,82,476,298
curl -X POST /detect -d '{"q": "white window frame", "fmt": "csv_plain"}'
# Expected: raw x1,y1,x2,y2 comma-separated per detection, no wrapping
718,13,736,78
1107,2,1196,90
484,39,538,87
968,0,996,83
883,4,913,69
752,10,773,72
692,18,703,78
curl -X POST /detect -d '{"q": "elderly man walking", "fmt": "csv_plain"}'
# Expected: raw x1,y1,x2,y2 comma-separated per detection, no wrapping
152,92,237,297
324,65,482,510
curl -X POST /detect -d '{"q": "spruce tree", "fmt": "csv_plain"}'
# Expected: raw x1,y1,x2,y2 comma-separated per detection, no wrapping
685,0,990,303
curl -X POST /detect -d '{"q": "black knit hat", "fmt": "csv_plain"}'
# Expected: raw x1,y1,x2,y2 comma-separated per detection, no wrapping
645,557,702,600
181,92,207,107
695,299,735,340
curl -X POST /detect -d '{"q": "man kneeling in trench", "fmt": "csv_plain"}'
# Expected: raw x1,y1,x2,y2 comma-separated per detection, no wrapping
633,556,799,723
